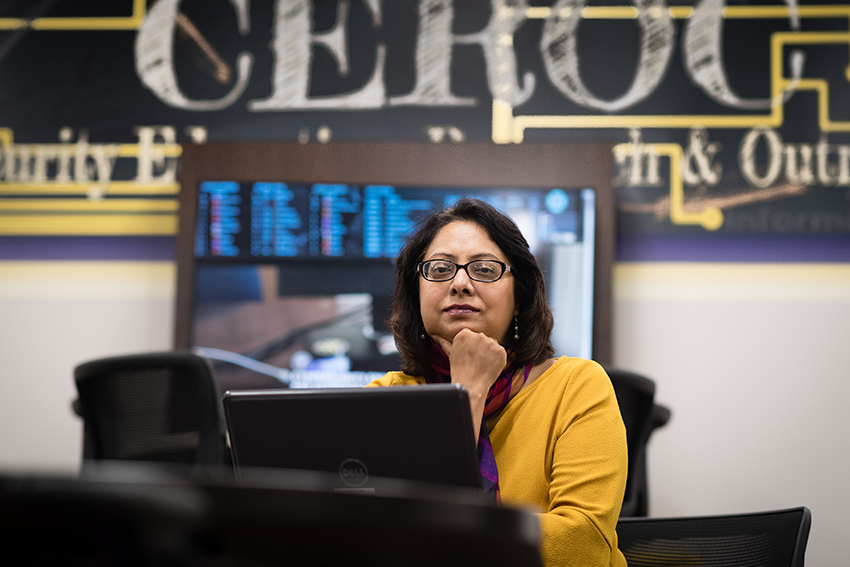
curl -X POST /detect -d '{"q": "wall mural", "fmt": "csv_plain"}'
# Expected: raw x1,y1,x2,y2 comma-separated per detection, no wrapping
1,0,848,261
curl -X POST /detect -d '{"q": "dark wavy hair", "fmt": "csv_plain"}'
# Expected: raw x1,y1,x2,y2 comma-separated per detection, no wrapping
387,198,555,377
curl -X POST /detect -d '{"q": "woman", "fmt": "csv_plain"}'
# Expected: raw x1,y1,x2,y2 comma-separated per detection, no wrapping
368,198,628,567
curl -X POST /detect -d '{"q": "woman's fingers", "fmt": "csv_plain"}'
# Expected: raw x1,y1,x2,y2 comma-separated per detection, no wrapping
430,329,507,383
443,329,507,389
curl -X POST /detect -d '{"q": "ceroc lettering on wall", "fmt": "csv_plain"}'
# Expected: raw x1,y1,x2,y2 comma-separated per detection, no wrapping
135,0,803,113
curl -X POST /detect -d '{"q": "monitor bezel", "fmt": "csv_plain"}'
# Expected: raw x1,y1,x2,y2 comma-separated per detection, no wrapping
176,141,615,365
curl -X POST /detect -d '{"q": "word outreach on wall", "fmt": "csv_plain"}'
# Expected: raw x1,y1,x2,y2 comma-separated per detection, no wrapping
0,0,848,261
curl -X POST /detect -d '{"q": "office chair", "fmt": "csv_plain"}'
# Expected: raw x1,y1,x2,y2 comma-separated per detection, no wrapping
605,367,671,517
73,351,231,479
616,506,812,567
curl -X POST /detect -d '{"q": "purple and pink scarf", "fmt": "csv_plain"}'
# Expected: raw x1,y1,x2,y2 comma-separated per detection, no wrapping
427,341,531,504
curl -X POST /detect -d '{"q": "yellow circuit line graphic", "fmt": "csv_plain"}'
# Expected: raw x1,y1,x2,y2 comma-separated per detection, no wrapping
496,5,850,230
497,5,850,142
0,199,178,212
0,0,145,30
0,124,181,234
0,198,179,235
526,4,850,20
0,183,180,196
0,127,182,197
494,26,850,141
114,143,182,158
613,142,725,231
773,32,850,132
0,215,177,236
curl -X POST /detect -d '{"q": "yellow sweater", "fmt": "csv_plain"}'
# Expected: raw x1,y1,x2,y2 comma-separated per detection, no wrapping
368,357,628,567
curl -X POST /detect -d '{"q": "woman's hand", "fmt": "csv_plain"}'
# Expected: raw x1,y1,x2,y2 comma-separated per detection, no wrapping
431,329,507,442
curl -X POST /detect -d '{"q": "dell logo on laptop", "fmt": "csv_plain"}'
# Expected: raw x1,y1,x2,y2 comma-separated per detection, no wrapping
339,458,369,487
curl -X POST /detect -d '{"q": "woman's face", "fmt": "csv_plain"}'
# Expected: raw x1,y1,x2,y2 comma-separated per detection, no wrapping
419,220,517,344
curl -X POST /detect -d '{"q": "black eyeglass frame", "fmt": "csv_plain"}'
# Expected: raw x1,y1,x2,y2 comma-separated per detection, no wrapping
416,259,513,283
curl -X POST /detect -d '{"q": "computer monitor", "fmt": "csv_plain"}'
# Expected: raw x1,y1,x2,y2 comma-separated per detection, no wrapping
175,142,614,391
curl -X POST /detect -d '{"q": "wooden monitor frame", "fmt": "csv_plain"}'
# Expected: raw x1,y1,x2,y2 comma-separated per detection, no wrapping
176,141,614,365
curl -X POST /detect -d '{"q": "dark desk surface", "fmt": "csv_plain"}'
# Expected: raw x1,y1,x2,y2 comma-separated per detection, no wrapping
1,464,543,567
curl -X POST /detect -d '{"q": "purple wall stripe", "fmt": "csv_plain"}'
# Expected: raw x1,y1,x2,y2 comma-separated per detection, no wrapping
616,234,850,263
2,234,848,263
0,237,176,261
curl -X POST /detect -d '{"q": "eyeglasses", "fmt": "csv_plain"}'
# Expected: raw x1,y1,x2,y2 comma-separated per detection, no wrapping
417,259,513,282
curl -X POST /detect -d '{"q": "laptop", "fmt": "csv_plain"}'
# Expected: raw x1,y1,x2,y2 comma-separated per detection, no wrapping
222,384,482,492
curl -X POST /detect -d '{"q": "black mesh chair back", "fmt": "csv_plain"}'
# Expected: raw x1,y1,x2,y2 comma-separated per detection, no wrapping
73,351,230,478
616,507,812,567
606,367,671,517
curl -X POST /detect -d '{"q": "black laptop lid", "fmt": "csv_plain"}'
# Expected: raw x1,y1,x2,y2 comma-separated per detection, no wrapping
222,384,482,491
